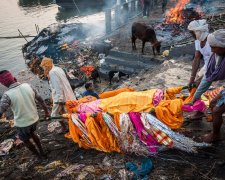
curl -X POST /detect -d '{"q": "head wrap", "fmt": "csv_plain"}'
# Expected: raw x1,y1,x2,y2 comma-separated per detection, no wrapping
40,57,53,68
207,29,225,48
0,70,17,87
188,19,209,41
40,57,54,77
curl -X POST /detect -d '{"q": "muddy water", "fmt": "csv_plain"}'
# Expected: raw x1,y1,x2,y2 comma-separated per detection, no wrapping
0,0,107,74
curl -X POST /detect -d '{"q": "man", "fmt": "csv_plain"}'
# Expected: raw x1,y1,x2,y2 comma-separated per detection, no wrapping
0,70,49,159
143,0,150,17
187,19,212,119
83,82,100,99
40,57,76,132
188,19,212,86
192,29,225,143
162,0,167,13
187,30,225,142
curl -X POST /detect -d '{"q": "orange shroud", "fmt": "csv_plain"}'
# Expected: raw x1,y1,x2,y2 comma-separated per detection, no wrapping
99,87,135,99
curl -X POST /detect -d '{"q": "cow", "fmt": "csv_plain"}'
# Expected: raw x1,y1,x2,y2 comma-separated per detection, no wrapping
131,22,161,55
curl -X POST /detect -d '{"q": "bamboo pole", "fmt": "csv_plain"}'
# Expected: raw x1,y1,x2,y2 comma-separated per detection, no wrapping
18,29,29,43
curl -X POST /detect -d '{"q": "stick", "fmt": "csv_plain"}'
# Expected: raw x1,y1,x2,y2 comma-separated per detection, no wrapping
18,29,29,43
0,35,36,39
72,0,80,14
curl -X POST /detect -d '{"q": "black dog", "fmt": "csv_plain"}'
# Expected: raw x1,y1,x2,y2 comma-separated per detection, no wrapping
108,71,129,85
91,69,101,83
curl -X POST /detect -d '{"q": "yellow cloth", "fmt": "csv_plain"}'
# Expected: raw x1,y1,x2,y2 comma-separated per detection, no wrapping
85,113,120,152
99,89,157,114
65,115,91,149
183,88,197,104
155,99,183,129
165,86,183,100
99,87,135,99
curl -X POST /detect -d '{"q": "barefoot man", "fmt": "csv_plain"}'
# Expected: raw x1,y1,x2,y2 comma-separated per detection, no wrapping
0,70,49,159
187,19,212,120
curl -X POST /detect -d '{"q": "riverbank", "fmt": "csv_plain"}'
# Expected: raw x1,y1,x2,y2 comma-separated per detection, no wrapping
1,56,225,179
1,1,225,179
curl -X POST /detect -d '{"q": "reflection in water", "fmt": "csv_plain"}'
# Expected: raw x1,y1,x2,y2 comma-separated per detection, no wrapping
55,6,103,22
18,0,53,7
18,0,113,22
0,0,112,73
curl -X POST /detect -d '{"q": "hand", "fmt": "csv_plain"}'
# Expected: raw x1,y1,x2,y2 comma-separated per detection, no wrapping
185,101,194,106
182,86,189,90
209,94,222,109
45,112,50,120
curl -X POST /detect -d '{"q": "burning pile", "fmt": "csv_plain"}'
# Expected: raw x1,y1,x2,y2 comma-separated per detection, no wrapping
164,0,202,28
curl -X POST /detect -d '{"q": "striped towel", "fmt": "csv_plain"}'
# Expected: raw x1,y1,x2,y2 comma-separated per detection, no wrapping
152,127,173,148
204,86,224,102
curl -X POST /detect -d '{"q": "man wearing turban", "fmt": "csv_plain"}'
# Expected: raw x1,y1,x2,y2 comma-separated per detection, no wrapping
187,29,225,142
0,70,49,159
188,19,212,86
40,57,76,133
187,19,212,120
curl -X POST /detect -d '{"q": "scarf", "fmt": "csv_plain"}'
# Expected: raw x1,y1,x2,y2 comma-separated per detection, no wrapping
205,53,225,82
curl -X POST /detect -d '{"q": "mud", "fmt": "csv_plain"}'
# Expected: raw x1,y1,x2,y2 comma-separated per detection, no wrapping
1,1,225,180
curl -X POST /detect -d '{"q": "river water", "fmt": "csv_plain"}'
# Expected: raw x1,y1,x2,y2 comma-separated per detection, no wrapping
0,0,109,74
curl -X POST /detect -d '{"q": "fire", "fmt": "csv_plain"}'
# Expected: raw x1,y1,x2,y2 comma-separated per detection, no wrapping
165,0,190,24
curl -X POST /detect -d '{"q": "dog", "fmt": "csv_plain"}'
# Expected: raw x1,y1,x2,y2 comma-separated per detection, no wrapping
108,71,129,85
91,69,101,83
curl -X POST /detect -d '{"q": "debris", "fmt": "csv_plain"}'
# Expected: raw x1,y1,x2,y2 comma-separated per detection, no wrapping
44,160,65,169
77,171,88,180
104,39,111,43
47,121,62,133
99,174,112,180
126,159,153,179
119,169,128,180
18,162,30,172
82,165,96,173
0,139,14,156
56,164,85,178
102,156,111,167
162,50,170,57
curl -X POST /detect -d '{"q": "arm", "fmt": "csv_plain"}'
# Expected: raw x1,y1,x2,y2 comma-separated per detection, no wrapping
50,71,64,102
0,94,11,118
33,89,49,118
188,51,202,86
192,78,212,103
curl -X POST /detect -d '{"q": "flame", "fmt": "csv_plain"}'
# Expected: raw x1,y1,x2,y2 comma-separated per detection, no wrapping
165,0,190,24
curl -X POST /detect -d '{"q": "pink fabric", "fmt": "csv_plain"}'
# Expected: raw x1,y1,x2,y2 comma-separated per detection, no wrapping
182,100,206,112
128,112,158,153
153,89,164,106
77,99,102,113
0,70,17,87
79,113,87,123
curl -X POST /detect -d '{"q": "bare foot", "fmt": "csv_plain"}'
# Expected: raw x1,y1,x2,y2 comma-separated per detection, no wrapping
201,133,221,143
187,111,205,120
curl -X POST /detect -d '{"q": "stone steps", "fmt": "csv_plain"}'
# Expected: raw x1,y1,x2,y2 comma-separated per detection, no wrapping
99,49,163,78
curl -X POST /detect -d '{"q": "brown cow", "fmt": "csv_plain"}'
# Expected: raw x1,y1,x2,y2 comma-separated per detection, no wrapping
132,22,161,55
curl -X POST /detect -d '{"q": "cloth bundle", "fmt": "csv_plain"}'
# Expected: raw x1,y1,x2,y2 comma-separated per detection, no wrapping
182,100,206,112
65,112,209,155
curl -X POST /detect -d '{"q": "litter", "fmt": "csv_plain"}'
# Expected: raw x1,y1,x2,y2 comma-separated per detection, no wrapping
56,164,85,178
0,139,14,156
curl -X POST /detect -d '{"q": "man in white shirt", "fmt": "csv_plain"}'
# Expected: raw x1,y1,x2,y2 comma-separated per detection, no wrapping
40,57,76,132
188,19,212,86
186,20,213,120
